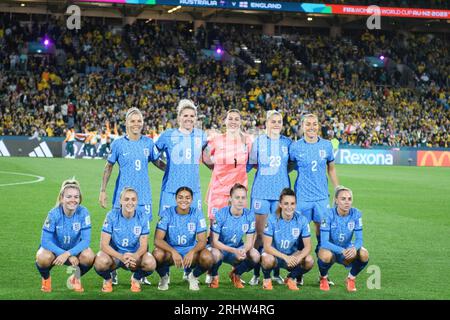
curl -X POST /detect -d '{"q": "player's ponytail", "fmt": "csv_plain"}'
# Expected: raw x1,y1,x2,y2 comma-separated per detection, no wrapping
275,188,296,219
56,178,82,207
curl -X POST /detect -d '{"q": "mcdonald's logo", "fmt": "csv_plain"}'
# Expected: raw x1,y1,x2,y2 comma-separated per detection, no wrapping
417,151,450,167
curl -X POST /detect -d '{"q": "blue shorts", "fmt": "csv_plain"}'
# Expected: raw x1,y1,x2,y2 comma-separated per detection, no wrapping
251,198,279,215
222,246,244,265
296,199,330,223
159,190,202,215
173,245,196,258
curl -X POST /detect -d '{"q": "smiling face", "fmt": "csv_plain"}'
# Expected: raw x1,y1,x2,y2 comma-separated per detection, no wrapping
335,190,353,215
302,115,319,142
230,188,247,212
120,190,138,216
279,195,296,219
176,190,193,212
61,187,80,214
126,112,143,137
178,107,196,132
267,113,283,137
225,111,241,133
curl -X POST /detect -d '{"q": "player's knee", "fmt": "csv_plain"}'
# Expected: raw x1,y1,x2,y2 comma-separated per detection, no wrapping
142,254,156,272
94,253,112,271
248,248,261,265
318,249,333,263
152,248,165,264
79,248,95,266
261,253,275,269
359,247,369,262
303,255,314,270
36,249,54,267
209,248,222,263
199,249,214,269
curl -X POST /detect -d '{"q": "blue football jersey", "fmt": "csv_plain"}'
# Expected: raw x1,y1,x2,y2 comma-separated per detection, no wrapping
211,206,256,248
42,205,91,251
320,207,363,249
156,207,207,249
155,128,207,193
101,208,150,254
108,136,159,208
289,137,334,202
250,134,292,200
264,212,311,255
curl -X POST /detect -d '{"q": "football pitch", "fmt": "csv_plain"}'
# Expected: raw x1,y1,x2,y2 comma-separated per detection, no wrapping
0,157,449,300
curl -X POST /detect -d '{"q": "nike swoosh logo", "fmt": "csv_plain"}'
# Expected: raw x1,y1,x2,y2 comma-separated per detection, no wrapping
113,228,121,231
56,226,63,229
274,230,280,233
122,153,129,156
168,226,175,228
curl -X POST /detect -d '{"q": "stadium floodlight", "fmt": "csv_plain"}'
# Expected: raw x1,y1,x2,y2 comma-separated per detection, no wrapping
216,47,223,55
43,37,51,47
307,17,313,21
380,55,385,60
254,59,261,64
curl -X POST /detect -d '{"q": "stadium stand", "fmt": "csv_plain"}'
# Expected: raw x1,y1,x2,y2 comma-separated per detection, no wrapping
0,12,448,148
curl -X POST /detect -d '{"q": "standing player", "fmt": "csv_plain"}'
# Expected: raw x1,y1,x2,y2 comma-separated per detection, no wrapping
94,187,156,293
154,99,208,214
261,188,314,291
289,113,339,285
153,187,214,291
63,126,75,159
317,186,369,292
205,109,252,222
248,110,292,286
209,184,260,289
35,179,95,293
98,107,164,285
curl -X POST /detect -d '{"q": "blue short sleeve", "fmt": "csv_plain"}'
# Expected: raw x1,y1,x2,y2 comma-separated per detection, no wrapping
196,209,207,234
107,139,119,164
42,210,56,233
102,211,113,234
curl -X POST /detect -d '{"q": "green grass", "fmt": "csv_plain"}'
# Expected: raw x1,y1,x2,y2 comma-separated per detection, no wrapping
0,157,449,300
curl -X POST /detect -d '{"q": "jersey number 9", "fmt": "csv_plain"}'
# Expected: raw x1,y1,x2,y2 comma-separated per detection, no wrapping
135,159,141,171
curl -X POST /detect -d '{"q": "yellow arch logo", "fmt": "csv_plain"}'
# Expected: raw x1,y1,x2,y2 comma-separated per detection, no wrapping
418,151,450,167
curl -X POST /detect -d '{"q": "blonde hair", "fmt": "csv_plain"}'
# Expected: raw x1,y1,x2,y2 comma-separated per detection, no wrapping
177,99,197,118
333,185,353,207
126,107,144,122
56,178,82,207
266,110,282,122
301,113,318,126
119,187,138,202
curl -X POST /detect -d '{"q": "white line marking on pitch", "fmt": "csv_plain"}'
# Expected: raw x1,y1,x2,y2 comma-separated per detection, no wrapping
0,171,45,187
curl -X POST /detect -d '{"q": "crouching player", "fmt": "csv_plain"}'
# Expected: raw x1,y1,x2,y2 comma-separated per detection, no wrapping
209,184,260,289
318,186,369,292
36,179,95,293
153,187,213,291
261,188,314,291
94,187,156,293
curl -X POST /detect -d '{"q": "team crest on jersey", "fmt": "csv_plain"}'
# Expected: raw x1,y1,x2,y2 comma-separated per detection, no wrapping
242,224,249,233
254,201,261,210
73,222,81,232
187,223,196,233
292,228,300,237
319,149,326,159
281,146,288,155
348,221,355,231
143,148,149,157
134,226,142,236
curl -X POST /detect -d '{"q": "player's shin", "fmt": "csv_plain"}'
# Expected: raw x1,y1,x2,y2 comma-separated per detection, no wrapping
318,258,333,277
349,258,369,278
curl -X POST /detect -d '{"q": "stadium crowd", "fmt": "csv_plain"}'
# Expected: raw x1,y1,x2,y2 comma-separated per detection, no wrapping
0,14,448,148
